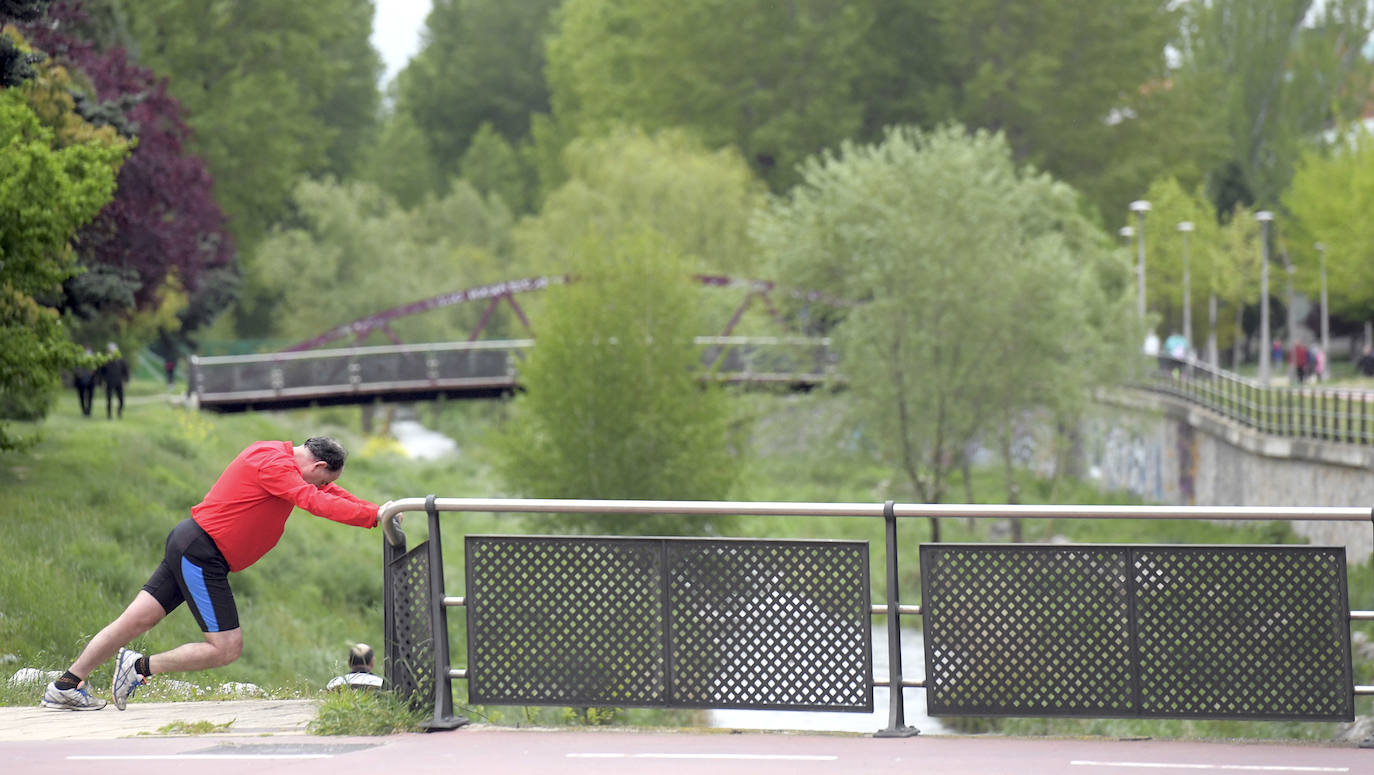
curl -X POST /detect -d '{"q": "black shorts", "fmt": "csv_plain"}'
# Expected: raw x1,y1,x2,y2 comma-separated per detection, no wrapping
142,518,239,633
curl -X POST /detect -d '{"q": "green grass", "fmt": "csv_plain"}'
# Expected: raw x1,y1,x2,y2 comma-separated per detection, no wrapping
1,381,1369,742
308,689,426,735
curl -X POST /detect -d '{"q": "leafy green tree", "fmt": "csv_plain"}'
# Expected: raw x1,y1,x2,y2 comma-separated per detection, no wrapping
929,0,1183,220
1137,177,1230,361
514,127,765,277
357,107,447,210
118,0,382,248
0,85,126,448
547,0,874,190
1283,137,1374,326
1173,0,1374,211
460,122,532,215
395,0,561,186
512,127,770,336
755,126,1131,527
247,178,514,347
493,229,740,534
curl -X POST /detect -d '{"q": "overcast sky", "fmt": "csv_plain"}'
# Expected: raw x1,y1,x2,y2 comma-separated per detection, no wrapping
371,0,433,85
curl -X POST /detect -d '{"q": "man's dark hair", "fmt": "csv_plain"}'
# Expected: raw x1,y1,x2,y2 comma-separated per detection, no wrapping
304,436,347,471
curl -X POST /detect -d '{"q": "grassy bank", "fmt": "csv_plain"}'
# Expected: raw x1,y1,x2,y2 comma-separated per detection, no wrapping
1,381,1369,740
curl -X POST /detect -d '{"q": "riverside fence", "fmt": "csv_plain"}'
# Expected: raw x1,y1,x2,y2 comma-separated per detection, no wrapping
378,497,1374,745
1139,358,1374,446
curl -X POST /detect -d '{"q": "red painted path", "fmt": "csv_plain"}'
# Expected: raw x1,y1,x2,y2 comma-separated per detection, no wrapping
5,727,1369,775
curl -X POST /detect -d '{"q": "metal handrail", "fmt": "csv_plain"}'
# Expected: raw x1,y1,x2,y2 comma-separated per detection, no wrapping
378,498,1371,548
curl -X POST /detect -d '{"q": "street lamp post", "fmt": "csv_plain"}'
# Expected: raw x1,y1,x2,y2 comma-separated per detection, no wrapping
1315,242,1329,368
1130,201,1151,321
1178,221,1194,355
1256,211,1274,384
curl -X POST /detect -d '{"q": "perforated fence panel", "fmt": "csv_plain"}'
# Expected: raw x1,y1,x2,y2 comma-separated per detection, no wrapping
465,536,871,711
920,544,1353,721
385,543,435,708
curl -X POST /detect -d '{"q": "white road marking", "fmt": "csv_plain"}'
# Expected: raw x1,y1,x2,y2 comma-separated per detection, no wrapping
68,754,333,760
1069,761,1348,772
568,753,838,761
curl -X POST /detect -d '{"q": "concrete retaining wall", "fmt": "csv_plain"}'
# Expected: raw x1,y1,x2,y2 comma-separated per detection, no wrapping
1085,390,1374,564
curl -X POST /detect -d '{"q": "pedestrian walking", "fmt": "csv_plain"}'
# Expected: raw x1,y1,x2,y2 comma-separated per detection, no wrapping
40,437,395,711
97,342,129,419
72,347,96,417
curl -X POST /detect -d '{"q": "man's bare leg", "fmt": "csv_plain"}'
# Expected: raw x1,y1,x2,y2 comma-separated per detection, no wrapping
144,628,243,673
69,591,167,679
69,590,243,679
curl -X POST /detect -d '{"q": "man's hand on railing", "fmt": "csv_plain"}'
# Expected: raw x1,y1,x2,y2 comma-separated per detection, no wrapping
377,500,401,524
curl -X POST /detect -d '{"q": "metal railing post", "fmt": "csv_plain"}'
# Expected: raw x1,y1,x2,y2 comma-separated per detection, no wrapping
382,509,406,692
423,494,467,731
876,500,919,738
1363,507,1374,749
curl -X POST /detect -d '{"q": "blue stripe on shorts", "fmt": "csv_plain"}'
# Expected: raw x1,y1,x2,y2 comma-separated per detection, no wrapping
181,556,220,632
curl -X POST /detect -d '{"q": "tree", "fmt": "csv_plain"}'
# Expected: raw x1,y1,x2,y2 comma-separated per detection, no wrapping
355,107,447,211
1137,177,1229,360
514,127,766,277
247,178,514,347
493,229,740,534
547,0,874,190
928,0,1183,220
1283,136,1374,326
0,82,126,448
1173,0,1374,211
460,122,532,215
18,2,235,350
117,0,382,249
395,0,561,187
754,126,1131,530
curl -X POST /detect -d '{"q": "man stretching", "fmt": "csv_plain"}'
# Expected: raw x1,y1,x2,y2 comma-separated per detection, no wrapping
42,437,393,710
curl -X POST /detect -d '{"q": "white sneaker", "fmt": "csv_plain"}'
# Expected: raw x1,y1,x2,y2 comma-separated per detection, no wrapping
41,682,108,711
111,648,146,711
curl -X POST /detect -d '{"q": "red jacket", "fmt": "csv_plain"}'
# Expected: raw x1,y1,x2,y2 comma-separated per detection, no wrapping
191,441,378,571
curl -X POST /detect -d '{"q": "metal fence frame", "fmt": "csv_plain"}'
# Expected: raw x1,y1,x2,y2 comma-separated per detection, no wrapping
379,497,1374,742
1139,358,1374,446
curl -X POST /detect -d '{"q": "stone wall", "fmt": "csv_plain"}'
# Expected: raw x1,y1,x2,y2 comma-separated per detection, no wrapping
1085,390,1374,564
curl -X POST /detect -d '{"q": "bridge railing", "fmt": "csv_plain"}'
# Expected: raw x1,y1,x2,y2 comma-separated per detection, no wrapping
377,497,1374,743
1137,357,1374,446
187,337,838,411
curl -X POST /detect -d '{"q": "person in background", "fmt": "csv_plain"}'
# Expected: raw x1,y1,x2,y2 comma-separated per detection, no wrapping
1358,344,1374,377
73,347,96,417
97,342,129,419
327,643,384,691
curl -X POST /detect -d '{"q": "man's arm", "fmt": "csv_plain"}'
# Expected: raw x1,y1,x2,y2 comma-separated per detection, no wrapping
258,462,379,528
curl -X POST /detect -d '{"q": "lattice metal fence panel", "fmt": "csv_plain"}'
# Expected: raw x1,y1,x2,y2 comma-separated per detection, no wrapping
667,540,871,711
386,543,434,708
465,536,871,711
921,546,1134,717
466,537,666,707
920,544,1353,721
1133,547,1352,720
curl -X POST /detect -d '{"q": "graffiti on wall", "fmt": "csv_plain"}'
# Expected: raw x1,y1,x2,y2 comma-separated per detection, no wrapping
1092,422,1165,502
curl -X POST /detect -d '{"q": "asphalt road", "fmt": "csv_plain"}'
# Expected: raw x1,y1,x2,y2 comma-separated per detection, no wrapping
7,728,1373,775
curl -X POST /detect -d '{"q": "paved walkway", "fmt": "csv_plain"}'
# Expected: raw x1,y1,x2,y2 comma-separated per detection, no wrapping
0,699,318,741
